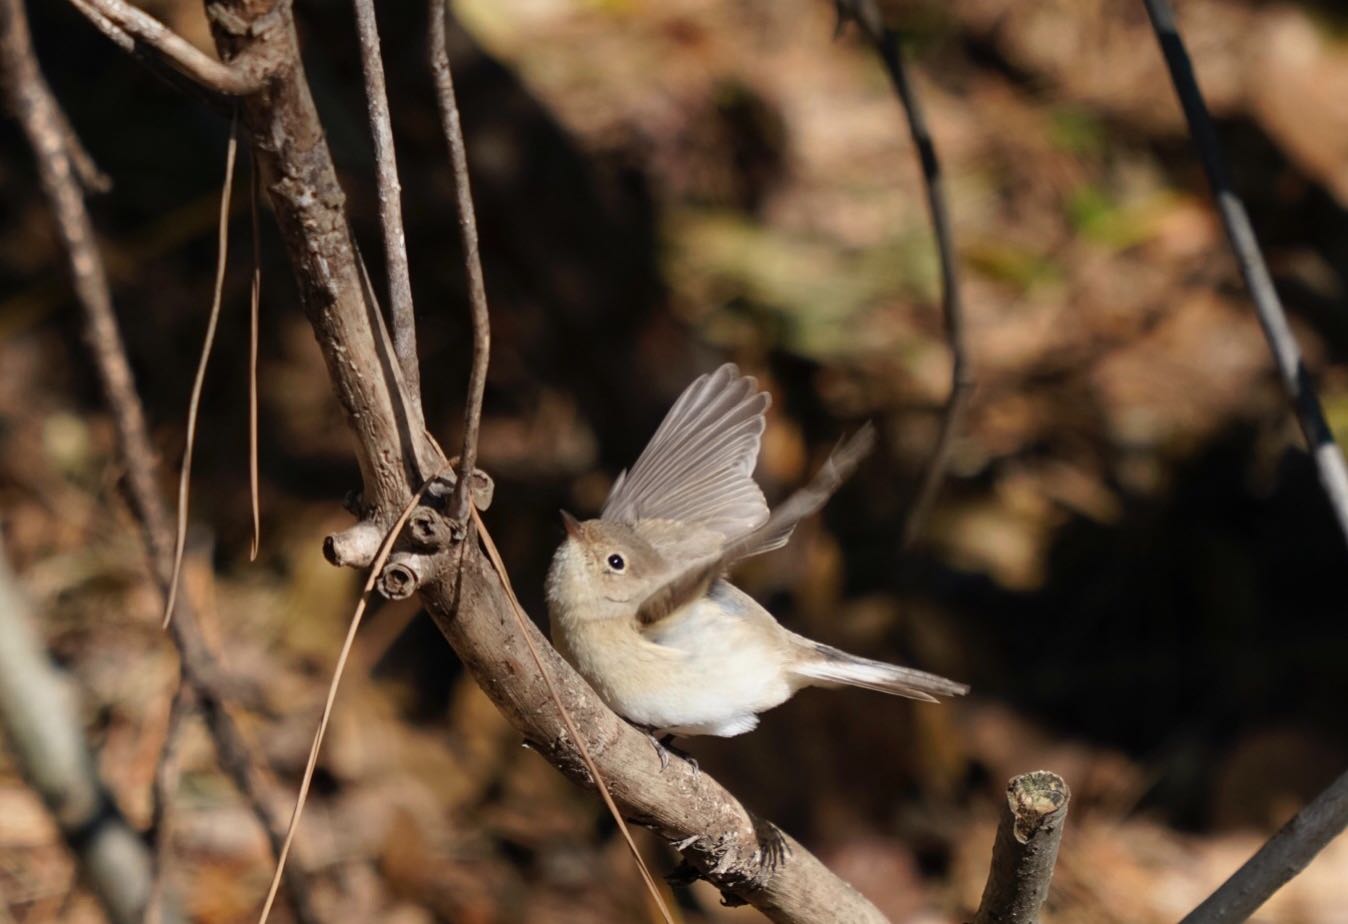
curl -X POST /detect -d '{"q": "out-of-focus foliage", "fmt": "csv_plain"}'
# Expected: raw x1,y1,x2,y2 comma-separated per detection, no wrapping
3,0,1348,921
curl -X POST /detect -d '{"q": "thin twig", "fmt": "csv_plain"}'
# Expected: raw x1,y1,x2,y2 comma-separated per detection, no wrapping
1181,769,1348,923
64,0,269,95
471,505,676,924
835,0,971,550
248,150,262,561
164,115,238,628
1140,0,1348,538
256,468,447,924
51,103,111,193
352,0,420,418
145,680,195,924
6,15,319,918
1141,1,1348,918
974,771,1069,924
429,1,490,523
427,12,663,915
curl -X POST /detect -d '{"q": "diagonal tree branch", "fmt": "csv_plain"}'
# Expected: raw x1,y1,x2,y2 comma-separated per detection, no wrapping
194,0,891,919
0,3,320,919
835,0,972,551
352,0,421,418
1140,1,1348,920
65,0,273,95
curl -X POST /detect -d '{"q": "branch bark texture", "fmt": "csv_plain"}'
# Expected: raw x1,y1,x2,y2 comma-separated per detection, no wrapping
974,770,1069,924
207,0,437,562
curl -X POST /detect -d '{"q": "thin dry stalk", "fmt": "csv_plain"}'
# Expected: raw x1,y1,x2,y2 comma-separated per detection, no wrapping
429,1,490,523
248,152,262,561
255,470,448,924
835,0,970,550
164,115,238,628
353,0,420,416
471,505,676,924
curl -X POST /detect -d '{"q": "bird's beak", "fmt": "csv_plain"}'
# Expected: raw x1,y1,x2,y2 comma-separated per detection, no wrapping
560,510,581,538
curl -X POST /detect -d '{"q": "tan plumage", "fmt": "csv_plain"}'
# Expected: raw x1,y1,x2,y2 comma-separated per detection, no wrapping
546,364,968,739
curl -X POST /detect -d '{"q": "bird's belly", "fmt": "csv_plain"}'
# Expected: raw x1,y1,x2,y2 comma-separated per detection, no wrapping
558,617,792,737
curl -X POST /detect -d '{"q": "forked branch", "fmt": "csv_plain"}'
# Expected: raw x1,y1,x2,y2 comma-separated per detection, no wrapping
66,0,276,95
198,0,891,919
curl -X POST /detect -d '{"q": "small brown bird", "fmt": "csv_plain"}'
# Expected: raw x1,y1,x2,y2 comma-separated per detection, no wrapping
546,364,967,744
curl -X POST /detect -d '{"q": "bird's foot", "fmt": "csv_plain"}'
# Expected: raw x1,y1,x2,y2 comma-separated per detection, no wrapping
750,812,790,875
641,730,699,778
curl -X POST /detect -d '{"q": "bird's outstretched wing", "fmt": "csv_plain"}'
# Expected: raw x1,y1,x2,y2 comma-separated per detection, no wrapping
602,364,770,541
634,423,876,627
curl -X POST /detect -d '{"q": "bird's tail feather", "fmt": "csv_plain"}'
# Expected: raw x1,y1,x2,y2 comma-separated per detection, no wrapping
792,642,969,703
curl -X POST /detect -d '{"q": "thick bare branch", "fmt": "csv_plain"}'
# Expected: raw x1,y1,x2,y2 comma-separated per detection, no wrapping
0,535,166,924
352,0,421,416
65,0,272,95
836,0,971,550
974,771,1069,924
208,1,438,563
429,0,490,523
1,3,320,919
200,1,890,918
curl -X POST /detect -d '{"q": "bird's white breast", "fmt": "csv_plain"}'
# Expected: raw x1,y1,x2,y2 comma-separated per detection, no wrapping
552,580,796,737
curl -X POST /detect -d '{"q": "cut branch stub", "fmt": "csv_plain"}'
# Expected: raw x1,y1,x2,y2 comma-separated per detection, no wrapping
377,551,441,600
323,520,383,569
974,771,1069,924
407,507,454,551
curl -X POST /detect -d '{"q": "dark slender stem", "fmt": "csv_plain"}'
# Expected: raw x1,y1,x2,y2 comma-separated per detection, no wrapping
1141,0,1348,541
430,1,491,522
1181,767,1348,923
836,0,971,550
974,771,1070,924
1141,3,1348,917
353,0,421,418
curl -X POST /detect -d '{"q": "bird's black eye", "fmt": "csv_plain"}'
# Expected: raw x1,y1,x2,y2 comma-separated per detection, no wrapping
606,553,626,572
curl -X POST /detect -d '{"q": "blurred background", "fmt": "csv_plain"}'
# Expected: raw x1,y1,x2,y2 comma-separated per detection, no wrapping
3,0,1348,921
